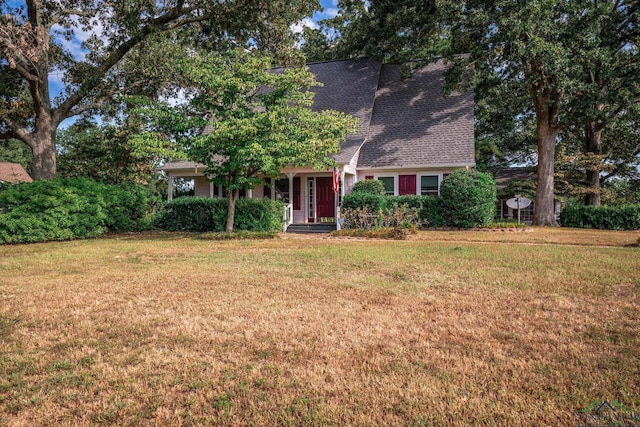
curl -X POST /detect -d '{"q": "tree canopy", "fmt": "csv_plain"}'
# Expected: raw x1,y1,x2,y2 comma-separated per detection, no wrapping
0,0,320,180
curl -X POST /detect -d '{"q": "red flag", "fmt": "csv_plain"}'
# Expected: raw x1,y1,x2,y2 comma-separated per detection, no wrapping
332,167,340,195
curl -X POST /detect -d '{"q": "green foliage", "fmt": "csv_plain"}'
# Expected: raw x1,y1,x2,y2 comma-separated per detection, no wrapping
0,180,105,243
342,195,446,229
0,178,156,244
57,124,160,187
1,0,319,179
560,204,640,230
419,196,447,228
350,179,385,196
154,197,285,233
439,169,497,228
0,140,32,173
341,192,387,213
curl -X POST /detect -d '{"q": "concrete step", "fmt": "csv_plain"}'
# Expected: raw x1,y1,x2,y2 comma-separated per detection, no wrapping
286,223,336,233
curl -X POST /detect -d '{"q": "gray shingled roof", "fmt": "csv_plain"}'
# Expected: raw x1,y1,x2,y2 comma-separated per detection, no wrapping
162,58,474,171
495,167,537,190
306,59,381,163
357,60,475,168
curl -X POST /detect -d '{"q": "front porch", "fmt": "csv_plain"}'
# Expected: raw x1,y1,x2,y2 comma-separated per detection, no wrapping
162,163,355,227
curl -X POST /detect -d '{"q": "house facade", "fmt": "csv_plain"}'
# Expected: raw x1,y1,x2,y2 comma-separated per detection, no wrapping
161,58,475,226
495,167,562,224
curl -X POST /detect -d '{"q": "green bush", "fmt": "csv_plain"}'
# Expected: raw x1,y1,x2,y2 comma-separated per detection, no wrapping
154,197,285,232
560,203,640,230
58,178,158,232
341,192,386,213
439,169,497,228
0,178,156,244
350,179,385,196
419,196,447,228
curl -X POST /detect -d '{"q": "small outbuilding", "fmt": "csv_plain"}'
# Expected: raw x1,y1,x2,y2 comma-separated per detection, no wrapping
0,162,33,184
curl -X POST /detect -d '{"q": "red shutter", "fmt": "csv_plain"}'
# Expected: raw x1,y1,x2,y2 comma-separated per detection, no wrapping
398,175,417,195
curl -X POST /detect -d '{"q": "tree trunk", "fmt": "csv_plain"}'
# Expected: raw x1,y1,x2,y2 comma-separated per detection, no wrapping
534,123,559,226
226,189,238,233
584,121,603,206
29,127,58,180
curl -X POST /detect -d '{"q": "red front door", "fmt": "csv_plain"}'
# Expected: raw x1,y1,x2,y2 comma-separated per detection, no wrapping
316,177,335,219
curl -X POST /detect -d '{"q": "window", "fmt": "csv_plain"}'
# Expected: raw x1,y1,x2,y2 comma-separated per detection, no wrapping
378,176,395,196
274,178,290,203
420,175,439,196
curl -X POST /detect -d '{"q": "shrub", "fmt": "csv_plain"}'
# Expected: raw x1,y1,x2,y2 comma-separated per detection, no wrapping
385,195,448,228
560,203,640,230
154,197,285,232
58,178,158,232
0,178,157,244
419,196,446,228
341,192,386,213
350,179,385,196
341,206,380,230
439,169,497,228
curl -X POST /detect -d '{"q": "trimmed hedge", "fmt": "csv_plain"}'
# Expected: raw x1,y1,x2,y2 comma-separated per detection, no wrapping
560,204,640,230
340,192,387,213
350,179,385,196
439,169,496,228
0,178,157,244
154,197,285,232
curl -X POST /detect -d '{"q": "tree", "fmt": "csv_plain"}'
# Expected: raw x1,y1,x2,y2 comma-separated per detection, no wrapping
56,123,159,186
0,0,320,180
562,0,640,205
0,139,32,172
133,49,358,232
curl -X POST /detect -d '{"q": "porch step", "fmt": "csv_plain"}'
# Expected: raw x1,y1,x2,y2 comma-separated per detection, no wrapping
286,223,336,233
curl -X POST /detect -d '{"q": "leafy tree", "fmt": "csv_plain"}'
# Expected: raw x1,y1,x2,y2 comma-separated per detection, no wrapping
56,123,159,186
0,139,32,172
0,0,320,180
133,49,358,232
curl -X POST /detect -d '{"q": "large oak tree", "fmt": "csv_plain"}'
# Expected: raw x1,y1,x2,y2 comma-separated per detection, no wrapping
0,0,320,180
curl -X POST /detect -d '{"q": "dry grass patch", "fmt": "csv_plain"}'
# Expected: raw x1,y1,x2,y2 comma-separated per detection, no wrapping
0,229,639,426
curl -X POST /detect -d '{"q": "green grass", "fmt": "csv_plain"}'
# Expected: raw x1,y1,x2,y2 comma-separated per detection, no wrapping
0,228,638,425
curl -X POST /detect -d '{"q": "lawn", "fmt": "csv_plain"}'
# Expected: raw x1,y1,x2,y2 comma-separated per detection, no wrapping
1,228,639,426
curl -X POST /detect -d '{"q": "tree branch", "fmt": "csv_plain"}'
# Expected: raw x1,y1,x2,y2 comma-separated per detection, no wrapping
0,116,32,147
53,4,212,123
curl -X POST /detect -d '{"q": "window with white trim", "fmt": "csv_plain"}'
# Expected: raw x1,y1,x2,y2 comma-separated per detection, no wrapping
420,175,439,196
377,176,395,196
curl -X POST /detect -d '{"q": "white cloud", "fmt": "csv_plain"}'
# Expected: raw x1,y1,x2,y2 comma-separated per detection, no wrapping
51,12,109,62
290,18,318,34
324,8,339,18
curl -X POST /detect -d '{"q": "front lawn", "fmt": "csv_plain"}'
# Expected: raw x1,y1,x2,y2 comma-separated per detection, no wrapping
1,229,638,425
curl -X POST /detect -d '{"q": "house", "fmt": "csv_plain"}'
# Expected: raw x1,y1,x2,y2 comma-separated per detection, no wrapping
495,167,562,223
0,162,33,184
161,58,475,227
